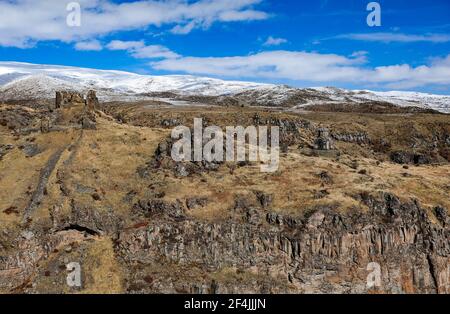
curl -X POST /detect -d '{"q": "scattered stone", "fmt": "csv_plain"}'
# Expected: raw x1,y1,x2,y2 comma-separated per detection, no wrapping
160,118,180,128
20,143,42,157
136,165,151,179
186,197,209,210
0,144,14,159
175,163,189,177
81,117,96,130
123,191,137,204
254,191,273,209
21,231,34,240
201,161,221,171
349,160,359,169
314,189,329,199
3,206,19,215
434,206,448,226
92,193,101,201
317,171,333,184
75,184,96,194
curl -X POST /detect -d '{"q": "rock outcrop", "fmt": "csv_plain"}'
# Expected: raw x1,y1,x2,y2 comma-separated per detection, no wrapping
332,131,370,144
117,192,450,294
390,151,432,165
0,144,13,162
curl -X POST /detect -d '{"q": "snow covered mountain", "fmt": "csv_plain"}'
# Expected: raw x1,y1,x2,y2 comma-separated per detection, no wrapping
0,61,269,99
308,87,450,113
0,61,449,113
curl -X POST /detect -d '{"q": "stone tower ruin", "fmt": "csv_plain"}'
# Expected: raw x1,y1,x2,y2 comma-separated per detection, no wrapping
314,128,334,150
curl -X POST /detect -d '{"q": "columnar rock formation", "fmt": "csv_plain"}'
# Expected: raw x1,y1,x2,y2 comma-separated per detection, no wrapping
119,192,450,293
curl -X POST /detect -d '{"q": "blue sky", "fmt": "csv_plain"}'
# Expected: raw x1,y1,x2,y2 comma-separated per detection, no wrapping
0,0,449,93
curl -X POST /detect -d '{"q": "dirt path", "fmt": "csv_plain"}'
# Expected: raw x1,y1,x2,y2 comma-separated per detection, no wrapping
22,146,68,223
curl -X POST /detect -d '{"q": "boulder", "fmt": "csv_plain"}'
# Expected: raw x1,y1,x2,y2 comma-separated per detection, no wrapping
0,144,14,160
81,117,96,130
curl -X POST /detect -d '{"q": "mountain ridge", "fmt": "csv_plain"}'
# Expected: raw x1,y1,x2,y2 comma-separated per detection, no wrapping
1,61,449,113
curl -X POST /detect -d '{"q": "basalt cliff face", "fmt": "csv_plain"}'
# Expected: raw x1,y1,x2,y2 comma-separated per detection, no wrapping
2,191,448,294
118,193,449,294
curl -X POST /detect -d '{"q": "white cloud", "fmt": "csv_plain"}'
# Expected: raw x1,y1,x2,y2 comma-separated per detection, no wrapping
106,40,179,59
263,36,288,46
148,50,450,89
350,50,368,57
337,32,450,43
151,50,366,81
370,55,450,88
171,21,198,35
107,40,145,51
74,40,103,51
218,9,268,22
132,45,180,59
0,0,269,48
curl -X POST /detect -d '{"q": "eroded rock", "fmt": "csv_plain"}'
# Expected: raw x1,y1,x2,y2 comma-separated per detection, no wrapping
116,193,450,294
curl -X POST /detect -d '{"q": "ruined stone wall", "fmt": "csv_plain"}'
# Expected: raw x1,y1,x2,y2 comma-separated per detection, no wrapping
55,91,85,108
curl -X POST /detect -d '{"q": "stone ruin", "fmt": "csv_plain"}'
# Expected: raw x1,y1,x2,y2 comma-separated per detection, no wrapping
40,90,99,132
314,127,334,150
55,90,99,111
86,90,99,111
55,91,84,108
